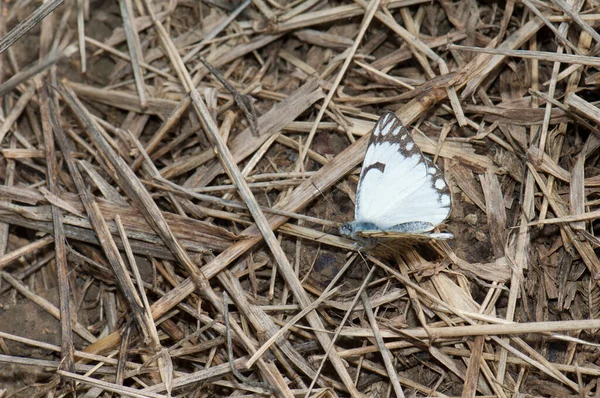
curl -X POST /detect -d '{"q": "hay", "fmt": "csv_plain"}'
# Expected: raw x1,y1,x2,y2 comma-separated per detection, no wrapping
0,0,598,396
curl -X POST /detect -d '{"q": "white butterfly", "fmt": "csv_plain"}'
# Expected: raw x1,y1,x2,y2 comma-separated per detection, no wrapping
340,112,453,247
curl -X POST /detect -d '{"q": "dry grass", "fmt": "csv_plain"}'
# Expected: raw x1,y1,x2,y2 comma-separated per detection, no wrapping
0,0,598,396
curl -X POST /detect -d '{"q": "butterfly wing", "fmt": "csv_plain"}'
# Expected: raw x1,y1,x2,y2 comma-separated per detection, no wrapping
355,112,451,230
357,230,453,240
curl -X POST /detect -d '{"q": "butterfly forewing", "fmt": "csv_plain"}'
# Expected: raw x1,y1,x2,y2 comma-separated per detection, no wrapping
354,112,451,231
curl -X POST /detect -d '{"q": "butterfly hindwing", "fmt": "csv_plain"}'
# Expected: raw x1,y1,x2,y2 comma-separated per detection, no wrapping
342,111,452,244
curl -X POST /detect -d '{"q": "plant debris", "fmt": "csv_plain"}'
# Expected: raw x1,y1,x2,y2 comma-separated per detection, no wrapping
0,0,599,396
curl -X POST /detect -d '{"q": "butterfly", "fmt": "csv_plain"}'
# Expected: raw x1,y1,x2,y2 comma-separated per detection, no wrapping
340,111,453,249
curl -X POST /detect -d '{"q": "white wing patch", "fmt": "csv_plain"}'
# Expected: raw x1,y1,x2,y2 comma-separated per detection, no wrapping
345,111,452,240
435,179,446,190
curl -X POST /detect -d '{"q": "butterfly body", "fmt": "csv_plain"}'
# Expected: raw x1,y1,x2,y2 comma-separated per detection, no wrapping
340,112,452,250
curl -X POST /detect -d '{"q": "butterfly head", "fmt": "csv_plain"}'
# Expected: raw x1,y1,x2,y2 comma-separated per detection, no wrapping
339,221,380,249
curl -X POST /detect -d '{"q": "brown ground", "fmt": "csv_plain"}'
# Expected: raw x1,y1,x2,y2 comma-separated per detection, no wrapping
0,0,598,397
